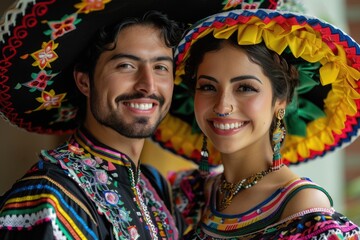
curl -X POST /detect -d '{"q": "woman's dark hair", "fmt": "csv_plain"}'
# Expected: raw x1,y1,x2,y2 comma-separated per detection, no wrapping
74,10,183,123
183,33,299,136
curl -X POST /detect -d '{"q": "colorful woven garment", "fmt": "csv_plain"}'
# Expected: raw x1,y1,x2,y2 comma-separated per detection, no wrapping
170,171,360,239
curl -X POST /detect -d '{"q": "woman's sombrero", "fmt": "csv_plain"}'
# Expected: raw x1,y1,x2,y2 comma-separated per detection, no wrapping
153,6,360,166
0,0,252,135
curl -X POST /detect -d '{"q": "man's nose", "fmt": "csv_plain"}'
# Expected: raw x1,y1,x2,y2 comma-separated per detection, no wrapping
134,65,156,94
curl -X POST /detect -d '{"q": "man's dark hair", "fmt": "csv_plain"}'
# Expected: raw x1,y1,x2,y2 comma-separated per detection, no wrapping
75,10,183,77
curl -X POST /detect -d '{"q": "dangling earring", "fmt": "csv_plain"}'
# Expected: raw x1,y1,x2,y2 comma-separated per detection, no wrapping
272,109,285,171
199,135,209,177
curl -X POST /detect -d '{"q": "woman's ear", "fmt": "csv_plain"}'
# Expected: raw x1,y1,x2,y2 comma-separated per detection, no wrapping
275,99,287,113
74,70,90,97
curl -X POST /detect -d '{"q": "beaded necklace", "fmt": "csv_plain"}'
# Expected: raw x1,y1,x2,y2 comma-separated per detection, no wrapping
218,165,283,211
128,167,158,240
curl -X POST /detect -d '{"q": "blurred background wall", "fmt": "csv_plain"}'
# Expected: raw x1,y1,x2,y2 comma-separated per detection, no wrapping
0,0,359,224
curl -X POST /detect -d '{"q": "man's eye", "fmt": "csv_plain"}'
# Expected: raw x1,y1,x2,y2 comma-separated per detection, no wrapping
117,63,133,69
155,65,169,71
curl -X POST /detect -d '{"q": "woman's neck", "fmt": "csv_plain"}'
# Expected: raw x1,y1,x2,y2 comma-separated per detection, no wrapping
220,147,273,183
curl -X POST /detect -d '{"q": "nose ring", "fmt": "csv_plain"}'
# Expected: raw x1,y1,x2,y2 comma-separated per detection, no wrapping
213,105,234,117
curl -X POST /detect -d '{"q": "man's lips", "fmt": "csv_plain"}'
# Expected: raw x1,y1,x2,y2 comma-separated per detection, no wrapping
124,102,154,111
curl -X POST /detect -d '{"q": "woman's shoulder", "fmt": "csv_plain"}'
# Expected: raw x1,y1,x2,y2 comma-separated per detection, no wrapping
260,209,360,239
280,177,333,219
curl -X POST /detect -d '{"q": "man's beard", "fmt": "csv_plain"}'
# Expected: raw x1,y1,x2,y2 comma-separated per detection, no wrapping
90,90,166,138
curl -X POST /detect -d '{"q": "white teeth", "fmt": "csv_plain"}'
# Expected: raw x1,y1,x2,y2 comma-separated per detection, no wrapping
128,103,153,110
213,122,244,130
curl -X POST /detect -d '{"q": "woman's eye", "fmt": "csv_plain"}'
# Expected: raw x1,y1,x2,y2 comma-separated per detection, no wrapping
238,84,258,92
196,84,215,91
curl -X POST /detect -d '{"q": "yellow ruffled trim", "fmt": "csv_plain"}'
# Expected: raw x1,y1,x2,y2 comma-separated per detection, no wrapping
173,15,360,164
157,114,222,165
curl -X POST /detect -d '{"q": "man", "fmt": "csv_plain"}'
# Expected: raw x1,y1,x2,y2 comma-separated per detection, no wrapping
0,9,182,240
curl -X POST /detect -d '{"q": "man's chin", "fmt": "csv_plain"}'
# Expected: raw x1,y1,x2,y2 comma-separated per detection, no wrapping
102,115,163,138
116,123,158,139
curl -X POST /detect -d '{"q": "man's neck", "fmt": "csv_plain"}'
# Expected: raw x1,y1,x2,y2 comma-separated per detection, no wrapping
81,125,144,166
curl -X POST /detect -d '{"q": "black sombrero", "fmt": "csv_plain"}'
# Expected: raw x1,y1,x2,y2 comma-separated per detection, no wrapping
152,4,360,166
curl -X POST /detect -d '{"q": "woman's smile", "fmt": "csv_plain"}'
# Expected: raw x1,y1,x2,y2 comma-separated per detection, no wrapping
212,120,246,130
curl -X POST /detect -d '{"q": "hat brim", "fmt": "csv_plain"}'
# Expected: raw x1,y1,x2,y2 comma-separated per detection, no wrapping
0,0,239,135
153,9,360,166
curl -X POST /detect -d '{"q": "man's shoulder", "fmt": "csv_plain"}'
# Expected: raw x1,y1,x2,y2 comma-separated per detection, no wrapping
0,159,103,239
0,158,81,206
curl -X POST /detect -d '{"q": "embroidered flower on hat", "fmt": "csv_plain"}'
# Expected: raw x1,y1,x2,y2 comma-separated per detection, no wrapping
30,40,59,70
25,89,66,113
44,14,82,40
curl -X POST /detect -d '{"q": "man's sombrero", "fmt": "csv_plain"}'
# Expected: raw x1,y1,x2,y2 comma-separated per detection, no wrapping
152,6,360,166
0,0,257,135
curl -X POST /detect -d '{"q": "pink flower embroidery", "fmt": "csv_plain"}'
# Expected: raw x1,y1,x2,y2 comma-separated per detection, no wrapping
128,226,140,240
96,170,108,184
21,70,57,91
83,158,97,167
104,191,119,205
45,14,81,40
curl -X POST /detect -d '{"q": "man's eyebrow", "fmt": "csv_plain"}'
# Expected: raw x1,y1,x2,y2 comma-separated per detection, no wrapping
110,53,173,63
110,53,139,61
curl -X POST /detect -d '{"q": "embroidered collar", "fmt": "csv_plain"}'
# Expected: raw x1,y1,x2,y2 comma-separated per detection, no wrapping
74,127,133,167
41,128,176,239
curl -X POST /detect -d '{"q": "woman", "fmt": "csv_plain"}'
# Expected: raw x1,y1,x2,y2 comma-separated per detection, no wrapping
164,8,360,239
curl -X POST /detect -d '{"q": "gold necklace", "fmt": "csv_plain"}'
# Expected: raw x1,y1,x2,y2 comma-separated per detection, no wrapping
217,165,283,211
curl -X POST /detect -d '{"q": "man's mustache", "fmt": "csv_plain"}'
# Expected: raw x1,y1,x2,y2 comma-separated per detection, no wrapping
115,93,165,106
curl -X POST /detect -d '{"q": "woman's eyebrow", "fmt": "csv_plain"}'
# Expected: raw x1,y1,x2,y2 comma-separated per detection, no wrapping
230,75,263,84
197,74,263,84
197,75,217,82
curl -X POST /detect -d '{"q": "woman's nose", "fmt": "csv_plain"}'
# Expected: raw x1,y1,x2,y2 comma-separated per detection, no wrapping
212,92,233,116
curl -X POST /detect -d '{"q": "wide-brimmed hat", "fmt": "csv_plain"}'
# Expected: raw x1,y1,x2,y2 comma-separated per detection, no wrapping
0,0,260,135
153,7,360,166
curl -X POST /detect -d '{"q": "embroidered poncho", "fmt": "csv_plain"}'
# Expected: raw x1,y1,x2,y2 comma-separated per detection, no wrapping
0,129,178,239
